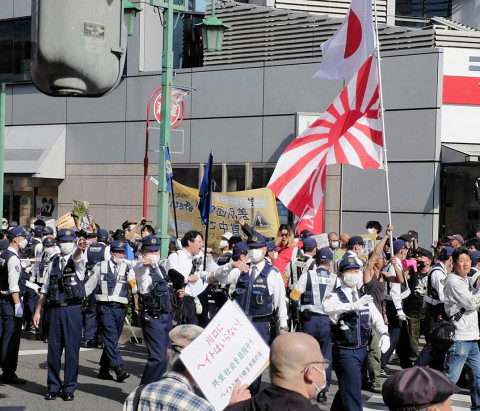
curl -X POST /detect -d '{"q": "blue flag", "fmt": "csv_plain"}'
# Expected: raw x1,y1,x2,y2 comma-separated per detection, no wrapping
198,152,213,224
165,147,173,192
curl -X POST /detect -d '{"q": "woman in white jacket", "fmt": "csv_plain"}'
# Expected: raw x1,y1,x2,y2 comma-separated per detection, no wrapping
444,247,480,411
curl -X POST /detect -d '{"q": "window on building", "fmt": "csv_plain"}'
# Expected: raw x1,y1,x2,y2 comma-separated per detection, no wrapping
251,166,274,189
395,0,451,25
226,165,245,192
173,12,204,69
0,18,31,83
211,164,222,191
173,166,199,188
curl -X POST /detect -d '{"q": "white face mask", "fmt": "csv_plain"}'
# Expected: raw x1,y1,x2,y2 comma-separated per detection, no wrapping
271,251,278,260
60,242,75,255
129,224,136,231
367,228,376,234
312,365,326,394
112,255,123,265
294,238,299,246
18,238,28,250
147,254,161,265
2,224,7,230
343,272,362,287
30,223,35,230
330,241,339,249
219,240,229,249
44,247,56,258
247,248,264,263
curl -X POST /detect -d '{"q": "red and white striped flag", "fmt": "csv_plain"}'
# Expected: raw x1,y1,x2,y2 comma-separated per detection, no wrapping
313,0,376,81
269,55,383,223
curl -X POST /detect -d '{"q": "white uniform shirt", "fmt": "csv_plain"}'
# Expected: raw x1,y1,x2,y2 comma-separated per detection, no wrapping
0,246,22,294
212,259,288,328
322,282,388,336
40,251,86,295
84,259,136,297
427,262,448,304
293,267,337,315
132,261,168,295
165,249,208,297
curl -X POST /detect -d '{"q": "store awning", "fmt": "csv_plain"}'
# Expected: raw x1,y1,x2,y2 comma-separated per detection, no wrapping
442,143,480,163
4,125,66,179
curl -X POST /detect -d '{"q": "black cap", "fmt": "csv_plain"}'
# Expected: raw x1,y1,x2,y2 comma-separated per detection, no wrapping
347,236,364,248
416,247,433,261
407,230,419,239
382,366,459,410
228,235,243,247
399,233,413,243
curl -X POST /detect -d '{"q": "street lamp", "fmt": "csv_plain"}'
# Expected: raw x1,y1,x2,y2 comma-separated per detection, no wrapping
152,0,230,256
124,0,143,36
201,13,231,52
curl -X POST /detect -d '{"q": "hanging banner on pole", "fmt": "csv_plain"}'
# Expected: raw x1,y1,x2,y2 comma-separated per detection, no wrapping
168,181,279,249
153,86,192,129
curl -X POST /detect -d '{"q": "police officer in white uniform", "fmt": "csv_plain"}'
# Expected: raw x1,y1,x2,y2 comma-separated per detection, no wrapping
323,255,390,411
290,247,337,403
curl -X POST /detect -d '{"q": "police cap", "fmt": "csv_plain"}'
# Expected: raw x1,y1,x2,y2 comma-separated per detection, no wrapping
42,237,56,247
8,226,27,241
110,240,126,252
142,234,161,251
316,247,333,261
302,237,317,252
347,236,364,248
246,232,266,248
232,241,248,258
42,226,54,236
57,228,76,242
97,228,109,243
266,241,277,253
338,255,361,272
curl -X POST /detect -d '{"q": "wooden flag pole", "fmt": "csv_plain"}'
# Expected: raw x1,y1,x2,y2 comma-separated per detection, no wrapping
372,0,394,246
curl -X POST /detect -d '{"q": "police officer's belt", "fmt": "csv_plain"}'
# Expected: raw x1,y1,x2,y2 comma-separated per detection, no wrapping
49,301,82,308
251,314,274,322
98,302,126,309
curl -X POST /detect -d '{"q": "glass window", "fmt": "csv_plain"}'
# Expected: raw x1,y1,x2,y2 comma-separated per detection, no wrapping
251,166,274,189
211,164,222,192
0,21,13,83
172,166,199,188
226,165,245,192
395,0,451,20
13,19,31,81
173,13,204,69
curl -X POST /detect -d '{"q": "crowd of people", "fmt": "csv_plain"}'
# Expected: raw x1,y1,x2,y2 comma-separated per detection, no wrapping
0,213,478,410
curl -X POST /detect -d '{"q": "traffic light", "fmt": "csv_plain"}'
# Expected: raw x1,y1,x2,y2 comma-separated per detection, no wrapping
30,0,128,97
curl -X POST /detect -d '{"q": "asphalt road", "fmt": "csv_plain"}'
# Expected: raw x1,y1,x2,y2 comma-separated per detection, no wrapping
1,329,473,411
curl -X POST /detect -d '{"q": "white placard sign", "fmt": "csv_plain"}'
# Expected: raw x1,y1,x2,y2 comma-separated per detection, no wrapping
360,234,377,260
180,299,270,411
312,233,329,249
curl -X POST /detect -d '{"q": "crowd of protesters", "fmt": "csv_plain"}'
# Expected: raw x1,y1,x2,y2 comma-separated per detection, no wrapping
0,211,477,410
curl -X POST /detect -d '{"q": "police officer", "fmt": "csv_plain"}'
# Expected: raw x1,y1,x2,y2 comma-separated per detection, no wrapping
381,239,412,373
323,256,390,411
290,247,337,403
285,237,317,289
33,228,88,401
417,246,454,370
205,232,288,394
133,234,174,385
84,240,135,382
216,235,242,266
32,236,58,341
82,228,110,348
0,226,28,384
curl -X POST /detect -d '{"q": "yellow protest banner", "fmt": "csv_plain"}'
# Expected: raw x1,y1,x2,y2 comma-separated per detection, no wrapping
169,181,279,249
55,212,75,230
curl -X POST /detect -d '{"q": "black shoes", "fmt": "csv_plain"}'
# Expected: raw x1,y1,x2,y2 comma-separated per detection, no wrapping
62,392,74,401
316,392,327,403
98,369,114,380
45,392,59,400
1,374,27,384
114,366,130,382
81,339,96,348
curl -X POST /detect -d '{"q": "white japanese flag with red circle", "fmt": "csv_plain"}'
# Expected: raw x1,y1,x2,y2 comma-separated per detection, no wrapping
313,0,376,81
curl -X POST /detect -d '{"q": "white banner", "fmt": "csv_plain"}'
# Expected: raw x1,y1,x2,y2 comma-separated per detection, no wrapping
180,300,270,411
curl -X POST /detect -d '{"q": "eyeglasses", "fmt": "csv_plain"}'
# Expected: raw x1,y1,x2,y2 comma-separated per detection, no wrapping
300,360,330,374
280,232,289,237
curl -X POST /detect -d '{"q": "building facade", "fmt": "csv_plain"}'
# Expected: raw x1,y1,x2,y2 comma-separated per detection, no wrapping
1,0,480,247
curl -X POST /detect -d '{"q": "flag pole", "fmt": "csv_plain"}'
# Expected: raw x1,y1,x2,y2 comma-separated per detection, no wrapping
203,150,214,270
171,180,179,239
339,164,344,233
372,0,394,246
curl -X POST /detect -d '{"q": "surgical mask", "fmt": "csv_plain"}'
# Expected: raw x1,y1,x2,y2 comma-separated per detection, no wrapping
112,256,124,265
219,240,229,249
148,254,161,265
44,247,56,258
18,238,28,250
60,242,75,255
30,223,35,230
2,224,7,230
343,272,362,287
367,228,376,234
129,224,136,231
330,241,339,249
247,248,264,263
312,365,326,394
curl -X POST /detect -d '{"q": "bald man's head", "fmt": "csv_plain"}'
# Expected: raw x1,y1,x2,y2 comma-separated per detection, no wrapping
269,333,326,399
339,233,350,248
